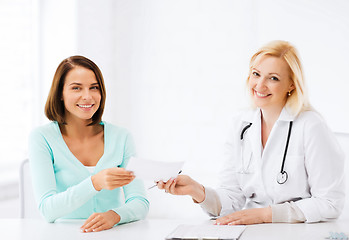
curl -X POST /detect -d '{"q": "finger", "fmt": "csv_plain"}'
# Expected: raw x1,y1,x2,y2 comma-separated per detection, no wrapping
110,168,134,176
107,176,135,183
81,215,98,232
164,178,175,192
169,178,177,194
228,219,242,225
86,220,104,233
81,213,97,229
216,215,236,225
106,174,135,180
157,181,165,189
92,223,110,232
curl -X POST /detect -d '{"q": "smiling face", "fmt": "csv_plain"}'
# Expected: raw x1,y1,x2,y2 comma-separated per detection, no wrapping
62,66,101,124
248,55,295,113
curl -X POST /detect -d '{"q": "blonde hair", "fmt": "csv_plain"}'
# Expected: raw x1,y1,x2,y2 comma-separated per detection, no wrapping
247,40,311,115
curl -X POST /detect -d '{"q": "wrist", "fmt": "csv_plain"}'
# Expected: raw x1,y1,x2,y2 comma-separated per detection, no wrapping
191,183,205,203
91,175,102,191
263,206,272,223
108,210,121,225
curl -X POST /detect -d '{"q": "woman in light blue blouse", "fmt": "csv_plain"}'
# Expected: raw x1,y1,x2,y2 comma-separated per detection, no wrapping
29,56,149,232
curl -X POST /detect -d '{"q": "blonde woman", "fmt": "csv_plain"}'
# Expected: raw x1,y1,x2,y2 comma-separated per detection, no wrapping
158,40,345,224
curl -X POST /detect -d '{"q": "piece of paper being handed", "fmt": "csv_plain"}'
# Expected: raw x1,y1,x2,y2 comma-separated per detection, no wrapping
127,157,184,189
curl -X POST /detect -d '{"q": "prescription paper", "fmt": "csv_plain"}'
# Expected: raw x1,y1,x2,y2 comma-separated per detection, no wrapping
127,157,184,183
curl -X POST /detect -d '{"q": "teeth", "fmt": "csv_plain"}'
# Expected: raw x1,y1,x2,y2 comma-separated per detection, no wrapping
78,104,93,108
255,90,268,97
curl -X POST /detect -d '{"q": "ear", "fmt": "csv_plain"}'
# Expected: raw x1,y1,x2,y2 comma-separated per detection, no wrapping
289,83,295,92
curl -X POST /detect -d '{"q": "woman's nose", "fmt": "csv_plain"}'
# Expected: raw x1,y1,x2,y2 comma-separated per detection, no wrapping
256,77,267,88
81,89,92,100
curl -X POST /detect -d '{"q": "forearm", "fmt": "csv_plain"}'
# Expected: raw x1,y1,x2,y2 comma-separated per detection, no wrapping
271,202,306,223
113,197,149,225
114,179,149,224
196,187,222,217
39,177,98,222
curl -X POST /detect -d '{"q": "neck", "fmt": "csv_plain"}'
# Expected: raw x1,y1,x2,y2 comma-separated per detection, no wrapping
260,105,284,129
60,118,99,140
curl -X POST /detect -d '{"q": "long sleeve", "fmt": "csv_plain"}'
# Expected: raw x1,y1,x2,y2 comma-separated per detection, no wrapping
28,128,98,222
28,122,149,224
198,187,222,217
271,202,306,223
292,117,345,222
112,133,149,224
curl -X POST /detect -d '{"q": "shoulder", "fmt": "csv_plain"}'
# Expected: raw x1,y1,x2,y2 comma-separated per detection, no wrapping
295,110,335,141
295,110,326,127
29,122,58,140
102,121,132,139
229,108,258,127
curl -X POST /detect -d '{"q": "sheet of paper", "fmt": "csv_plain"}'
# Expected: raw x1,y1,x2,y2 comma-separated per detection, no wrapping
127,157,184,183
166,224,246,240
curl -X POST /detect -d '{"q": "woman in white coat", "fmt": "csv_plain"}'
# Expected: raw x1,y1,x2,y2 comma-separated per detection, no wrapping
157,40,345,224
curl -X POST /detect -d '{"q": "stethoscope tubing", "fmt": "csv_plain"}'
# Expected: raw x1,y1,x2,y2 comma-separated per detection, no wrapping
240,121,293,184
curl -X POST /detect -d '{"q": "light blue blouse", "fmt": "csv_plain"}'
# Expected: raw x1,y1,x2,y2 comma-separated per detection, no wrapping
28,121,149,223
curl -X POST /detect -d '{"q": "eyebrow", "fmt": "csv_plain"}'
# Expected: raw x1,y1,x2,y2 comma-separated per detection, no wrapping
69,82,99,86
252,68,281,77
268,72,281,77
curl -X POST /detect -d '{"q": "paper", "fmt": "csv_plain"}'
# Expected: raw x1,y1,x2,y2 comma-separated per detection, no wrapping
127,157,184,183
166,224,246,240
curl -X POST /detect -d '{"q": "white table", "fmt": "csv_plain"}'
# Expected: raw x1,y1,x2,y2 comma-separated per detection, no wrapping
0,218,348,240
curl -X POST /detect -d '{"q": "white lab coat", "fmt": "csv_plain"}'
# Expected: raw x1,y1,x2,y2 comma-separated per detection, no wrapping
216,107,345,223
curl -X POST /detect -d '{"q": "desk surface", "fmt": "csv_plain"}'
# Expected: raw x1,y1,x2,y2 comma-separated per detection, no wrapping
0,218,348,240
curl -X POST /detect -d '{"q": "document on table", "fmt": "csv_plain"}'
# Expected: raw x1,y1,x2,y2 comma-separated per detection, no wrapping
166,224,246,240
127,157,184,186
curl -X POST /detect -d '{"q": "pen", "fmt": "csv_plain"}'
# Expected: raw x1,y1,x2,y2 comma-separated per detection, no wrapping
148,170,182,190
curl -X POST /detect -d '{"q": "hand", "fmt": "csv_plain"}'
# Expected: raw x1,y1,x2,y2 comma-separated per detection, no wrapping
80,210,121,233
215,207,272,225
91,167,135,191
157,175,205,203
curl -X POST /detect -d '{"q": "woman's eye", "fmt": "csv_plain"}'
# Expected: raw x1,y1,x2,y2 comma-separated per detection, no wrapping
271,76,279,81
91,86,99,90
72,86,80,90
252,72,260,77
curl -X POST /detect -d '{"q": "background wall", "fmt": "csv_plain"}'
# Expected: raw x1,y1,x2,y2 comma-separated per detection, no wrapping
37,0,349,186
72,0,349,184
1,0,349,217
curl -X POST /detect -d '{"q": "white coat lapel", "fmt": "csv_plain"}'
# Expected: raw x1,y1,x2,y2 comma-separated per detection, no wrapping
261,107,296,169
242,109,263,161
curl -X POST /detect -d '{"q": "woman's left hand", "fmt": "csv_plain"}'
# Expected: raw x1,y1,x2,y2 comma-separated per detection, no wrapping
80,210,121,232
215,207,272,225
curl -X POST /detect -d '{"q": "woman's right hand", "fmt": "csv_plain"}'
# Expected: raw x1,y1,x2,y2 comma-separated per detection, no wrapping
91,167,135,191
157,175,206,203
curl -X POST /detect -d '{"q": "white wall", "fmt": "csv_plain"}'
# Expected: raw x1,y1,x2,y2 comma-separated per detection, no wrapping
38,0,349,188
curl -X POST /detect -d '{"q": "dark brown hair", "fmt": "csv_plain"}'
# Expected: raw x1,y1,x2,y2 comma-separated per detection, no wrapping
44,55,106,125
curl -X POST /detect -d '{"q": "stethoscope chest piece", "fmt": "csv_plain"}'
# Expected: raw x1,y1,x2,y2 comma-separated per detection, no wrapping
277,171,288,184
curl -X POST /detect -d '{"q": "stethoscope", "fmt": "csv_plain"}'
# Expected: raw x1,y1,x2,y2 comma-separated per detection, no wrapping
240,121,293,184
